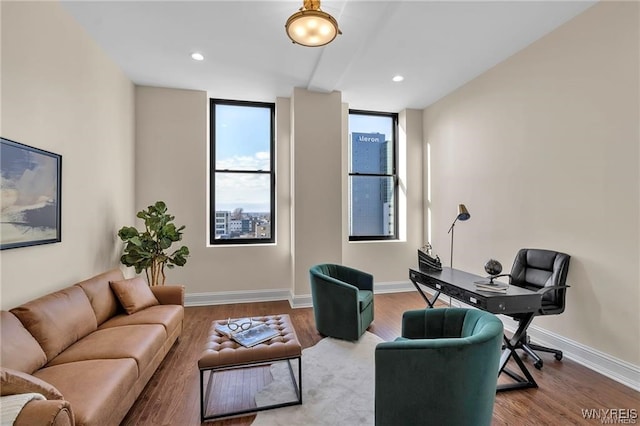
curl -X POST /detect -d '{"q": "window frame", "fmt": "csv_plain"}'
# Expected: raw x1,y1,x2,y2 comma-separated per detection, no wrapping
209,98,276,245
348,109,399,242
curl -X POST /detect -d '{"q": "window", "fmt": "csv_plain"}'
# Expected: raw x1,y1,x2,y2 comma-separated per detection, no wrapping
210,99,275,244
348,110,398,241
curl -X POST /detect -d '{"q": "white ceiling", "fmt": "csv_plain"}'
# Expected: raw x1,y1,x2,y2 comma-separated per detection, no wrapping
61,1,596,112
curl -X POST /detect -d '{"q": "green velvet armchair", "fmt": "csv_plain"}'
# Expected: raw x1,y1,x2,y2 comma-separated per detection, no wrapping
309,264,374,341
375,308,504,426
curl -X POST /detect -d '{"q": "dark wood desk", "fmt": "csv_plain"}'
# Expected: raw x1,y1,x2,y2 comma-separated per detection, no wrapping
409,267,542,391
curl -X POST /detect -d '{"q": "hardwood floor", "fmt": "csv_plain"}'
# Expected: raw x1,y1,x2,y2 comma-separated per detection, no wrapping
122,292,639,425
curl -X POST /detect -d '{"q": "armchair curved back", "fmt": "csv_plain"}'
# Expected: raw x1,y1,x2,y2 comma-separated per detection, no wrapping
375,308,503,426
309,264,374,341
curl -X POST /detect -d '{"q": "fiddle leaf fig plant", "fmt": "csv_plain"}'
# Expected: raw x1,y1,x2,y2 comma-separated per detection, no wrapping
117,201,190,286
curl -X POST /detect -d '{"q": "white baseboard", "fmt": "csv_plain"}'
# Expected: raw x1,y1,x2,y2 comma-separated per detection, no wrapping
185,288,290,306
288,281,415,308
441,289,640,392
185,282,639,392
185,281,416,308
289,294,312,308
501,319,640,392
374,281,416,294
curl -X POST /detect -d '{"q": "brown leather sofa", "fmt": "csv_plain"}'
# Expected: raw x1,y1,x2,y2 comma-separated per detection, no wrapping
1,269,184,426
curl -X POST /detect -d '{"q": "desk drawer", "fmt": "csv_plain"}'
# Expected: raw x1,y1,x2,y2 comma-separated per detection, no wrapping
443,286,489,311
410,271,488,310
410,268,541,315
410,271,442,290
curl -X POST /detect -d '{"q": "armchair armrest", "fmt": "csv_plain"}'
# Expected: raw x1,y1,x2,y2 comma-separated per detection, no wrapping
150,285,184,306
537,284,570,314
312,274,360,316
537,284,570,295
14,399,74,426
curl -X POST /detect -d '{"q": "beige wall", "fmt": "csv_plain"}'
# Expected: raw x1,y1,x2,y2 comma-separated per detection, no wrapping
0,1,135,309
133,86,207,287
134,87,293,295
291,88,343,295
424,1,639,364
134,86,427,301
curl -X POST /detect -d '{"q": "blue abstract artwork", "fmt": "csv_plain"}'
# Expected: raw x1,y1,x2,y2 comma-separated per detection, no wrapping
1,137,61,249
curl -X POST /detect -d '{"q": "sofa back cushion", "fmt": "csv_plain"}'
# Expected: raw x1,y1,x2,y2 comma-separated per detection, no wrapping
75,269,124,325
10,286,98,361
0,311,47,374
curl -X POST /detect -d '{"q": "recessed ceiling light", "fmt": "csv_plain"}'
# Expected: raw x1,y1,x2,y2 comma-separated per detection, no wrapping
191,52,204,61
392,75,404,82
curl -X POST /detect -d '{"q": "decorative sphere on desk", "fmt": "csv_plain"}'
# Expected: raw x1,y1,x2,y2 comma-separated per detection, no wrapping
484,259,503,276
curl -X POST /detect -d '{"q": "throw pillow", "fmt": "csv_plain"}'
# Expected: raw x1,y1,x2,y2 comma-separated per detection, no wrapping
109,277,159,315
0,368,63,400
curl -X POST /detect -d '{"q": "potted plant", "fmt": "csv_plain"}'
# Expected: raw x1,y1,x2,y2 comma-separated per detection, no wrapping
117,201,190,286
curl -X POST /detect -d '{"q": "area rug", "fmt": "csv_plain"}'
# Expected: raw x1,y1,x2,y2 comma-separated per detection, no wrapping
252,331,384,426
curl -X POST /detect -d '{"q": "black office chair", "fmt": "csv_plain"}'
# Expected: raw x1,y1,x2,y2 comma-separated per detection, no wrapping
508,248,571,369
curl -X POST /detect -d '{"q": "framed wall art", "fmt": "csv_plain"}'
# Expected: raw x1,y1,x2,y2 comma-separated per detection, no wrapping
1,137,62,250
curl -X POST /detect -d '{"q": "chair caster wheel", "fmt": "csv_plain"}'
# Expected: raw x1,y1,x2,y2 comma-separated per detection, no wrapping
555,353,563,361
534,360,543,370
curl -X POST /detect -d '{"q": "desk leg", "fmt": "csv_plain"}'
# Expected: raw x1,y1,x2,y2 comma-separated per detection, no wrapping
497,313,538,392
409,278,440,308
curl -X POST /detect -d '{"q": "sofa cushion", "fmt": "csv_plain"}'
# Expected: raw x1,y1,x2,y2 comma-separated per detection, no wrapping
98,305,183,337
10,286,97,361
47,324,166,373
0,367,63,400
0,311,47,374
34,358,138,426
110,277,159,314
75,269,124,325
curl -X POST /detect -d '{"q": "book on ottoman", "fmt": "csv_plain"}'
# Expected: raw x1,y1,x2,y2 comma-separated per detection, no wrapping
231,323,280,348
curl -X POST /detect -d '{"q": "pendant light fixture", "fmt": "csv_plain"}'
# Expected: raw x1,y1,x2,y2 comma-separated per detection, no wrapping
285,0,341,47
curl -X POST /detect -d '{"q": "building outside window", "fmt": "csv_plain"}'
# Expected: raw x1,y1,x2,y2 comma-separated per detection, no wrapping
210,99,275,244
348,110,398,241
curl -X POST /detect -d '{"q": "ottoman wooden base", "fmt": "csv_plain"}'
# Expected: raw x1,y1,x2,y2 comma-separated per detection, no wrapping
198,314,302,421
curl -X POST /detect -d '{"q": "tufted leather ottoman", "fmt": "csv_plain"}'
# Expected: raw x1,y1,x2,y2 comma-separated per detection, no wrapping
198,314,302,421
